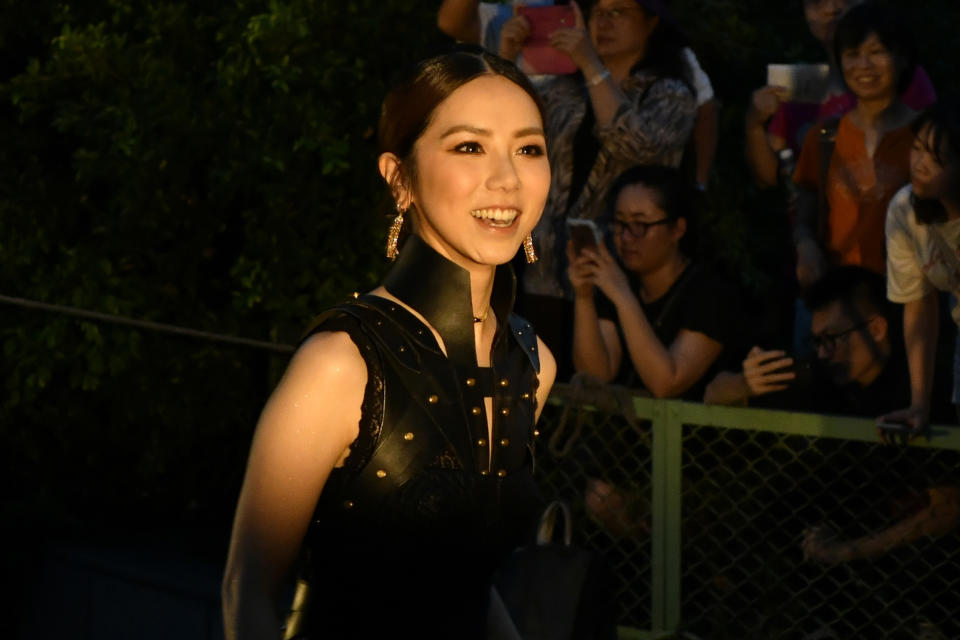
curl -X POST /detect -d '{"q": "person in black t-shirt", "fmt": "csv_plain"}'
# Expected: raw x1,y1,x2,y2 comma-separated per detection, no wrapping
568,164,740,401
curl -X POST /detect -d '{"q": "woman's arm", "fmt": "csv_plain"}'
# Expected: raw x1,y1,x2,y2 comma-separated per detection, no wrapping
534,337,557,420
590,246,723,397
744,86,788,189
569,246,623,382
222,332,367,640
878,292,939,438
571,295,622,382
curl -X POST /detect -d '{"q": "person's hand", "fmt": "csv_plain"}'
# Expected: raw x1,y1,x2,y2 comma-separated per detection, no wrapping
742,346,795,396
582,243,632,306
795,237,826,289
547,1,601,75
747,86,788,127
499,15,531,62
567,242,598,299
802,526,853,564
876,404,930,445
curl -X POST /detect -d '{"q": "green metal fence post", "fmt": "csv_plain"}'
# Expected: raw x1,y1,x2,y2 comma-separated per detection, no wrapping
649,399,683,634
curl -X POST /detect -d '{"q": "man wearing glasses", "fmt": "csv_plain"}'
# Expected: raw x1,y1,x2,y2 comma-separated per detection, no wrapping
705,265,910,415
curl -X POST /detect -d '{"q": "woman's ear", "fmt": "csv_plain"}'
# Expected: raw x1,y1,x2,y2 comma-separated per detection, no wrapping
378,152,412,210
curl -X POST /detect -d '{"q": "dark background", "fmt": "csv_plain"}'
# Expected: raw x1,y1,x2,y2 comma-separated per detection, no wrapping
2,0,958,630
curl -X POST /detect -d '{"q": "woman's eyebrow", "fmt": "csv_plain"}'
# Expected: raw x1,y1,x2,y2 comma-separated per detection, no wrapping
439,124,545,138
440,124,490,138
514,126,545,138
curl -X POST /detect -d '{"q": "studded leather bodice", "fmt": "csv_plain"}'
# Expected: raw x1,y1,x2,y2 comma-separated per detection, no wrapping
296,237,544,636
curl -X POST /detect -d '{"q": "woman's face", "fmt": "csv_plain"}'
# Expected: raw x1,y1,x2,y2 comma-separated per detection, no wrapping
589,0,658,66
403,75,550,270
910,124,954,201
611,183,683,275
840,32,897,103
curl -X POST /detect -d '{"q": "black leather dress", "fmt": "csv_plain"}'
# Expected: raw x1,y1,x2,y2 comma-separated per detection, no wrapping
296,236,544,638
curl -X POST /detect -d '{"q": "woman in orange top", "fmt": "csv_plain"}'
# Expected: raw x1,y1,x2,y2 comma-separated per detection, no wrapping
792,1,920,287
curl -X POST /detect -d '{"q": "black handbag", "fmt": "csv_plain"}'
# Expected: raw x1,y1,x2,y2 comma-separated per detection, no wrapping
493,500,618,640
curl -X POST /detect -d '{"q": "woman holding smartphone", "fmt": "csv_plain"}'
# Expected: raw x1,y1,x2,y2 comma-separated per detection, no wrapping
221,49,556,639
500,0,697,376
568,165,739,400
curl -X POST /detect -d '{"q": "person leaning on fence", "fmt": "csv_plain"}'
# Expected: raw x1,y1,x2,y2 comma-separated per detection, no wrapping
704,266,914,415
880,102,960,437
569,164,740,400
220,49,557,639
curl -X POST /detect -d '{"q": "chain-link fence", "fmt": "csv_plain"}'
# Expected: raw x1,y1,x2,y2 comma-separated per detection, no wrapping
536,383,960,640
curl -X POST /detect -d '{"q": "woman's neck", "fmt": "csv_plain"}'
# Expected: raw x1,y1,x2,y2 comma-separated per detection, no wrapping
468,265,496,322
638,253,689,303
601,51,643,84
851,96,905,131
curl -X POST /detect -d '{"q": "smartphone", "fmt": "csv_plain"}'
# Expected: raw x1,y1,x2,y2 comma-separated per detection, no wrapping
567,218,602,256
766,63,830,103
516,5,577,75
771,354,816,389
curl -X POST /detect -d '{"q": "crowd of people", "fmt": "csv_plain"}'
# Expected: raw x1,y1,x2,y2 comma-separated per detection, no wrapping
221,0,960,637
437,0,960,432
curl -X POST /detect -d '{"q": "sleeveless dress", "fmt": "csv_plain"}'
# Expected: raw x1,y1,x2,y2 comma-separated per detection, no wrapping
294,236,544,639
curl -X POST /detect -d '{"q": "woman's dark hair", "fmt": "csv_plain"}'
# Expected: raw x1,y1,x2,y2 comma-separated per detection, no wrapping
605,164,695,253
629,1,691,89
910,101,960,224
378,48,544,197
833,1,917,96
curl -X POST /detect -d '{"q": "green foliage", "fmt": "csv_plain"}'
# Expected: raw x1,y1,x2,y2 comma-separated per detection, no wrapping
0,0,442,533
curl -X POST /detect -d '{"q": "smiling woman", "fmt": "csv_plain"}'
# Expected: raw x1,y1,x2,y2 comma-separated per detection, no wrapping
792,1,920,284
221,49,556,640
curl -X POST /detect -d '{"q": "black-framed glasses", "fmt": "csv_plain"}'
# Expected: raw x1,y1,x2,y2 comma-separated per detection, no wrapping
612,217,672,238
589,5,643,21
806,320,870,353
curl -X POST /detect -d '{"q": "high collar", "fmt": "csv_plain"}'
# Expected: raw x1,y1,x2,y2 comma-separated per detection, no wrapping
383,234,516,368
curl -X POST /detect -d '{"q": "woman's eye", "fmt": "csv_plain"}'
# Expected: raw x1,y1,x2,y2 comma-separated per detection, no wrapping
453,141,482,154
518,144,546,157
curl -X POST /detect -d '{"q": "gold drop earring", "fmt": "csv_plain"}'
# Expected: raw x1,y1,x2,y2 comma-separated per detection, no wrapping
386,202,405,260
523,234,537,263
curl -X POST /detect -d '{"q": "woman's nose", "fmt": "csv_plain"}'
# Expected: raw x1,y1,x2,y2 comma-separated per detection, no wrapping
486,154,520,191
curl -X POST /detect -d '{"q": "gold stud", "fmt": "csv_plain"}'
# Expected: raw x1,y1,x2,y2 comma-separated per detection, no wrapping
477,438,487,447
529,346,535,352
428,394,438,404
521,393,531,400
497,469,507,478
499,378,509,387
480,469,489,476
376,469,387,479
403,432,415,441
500,408,510,416
465,378,476,387
343,500,355,509
351,291,359,299
500,438,510,447
534,429,540,437
472,407,481,415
